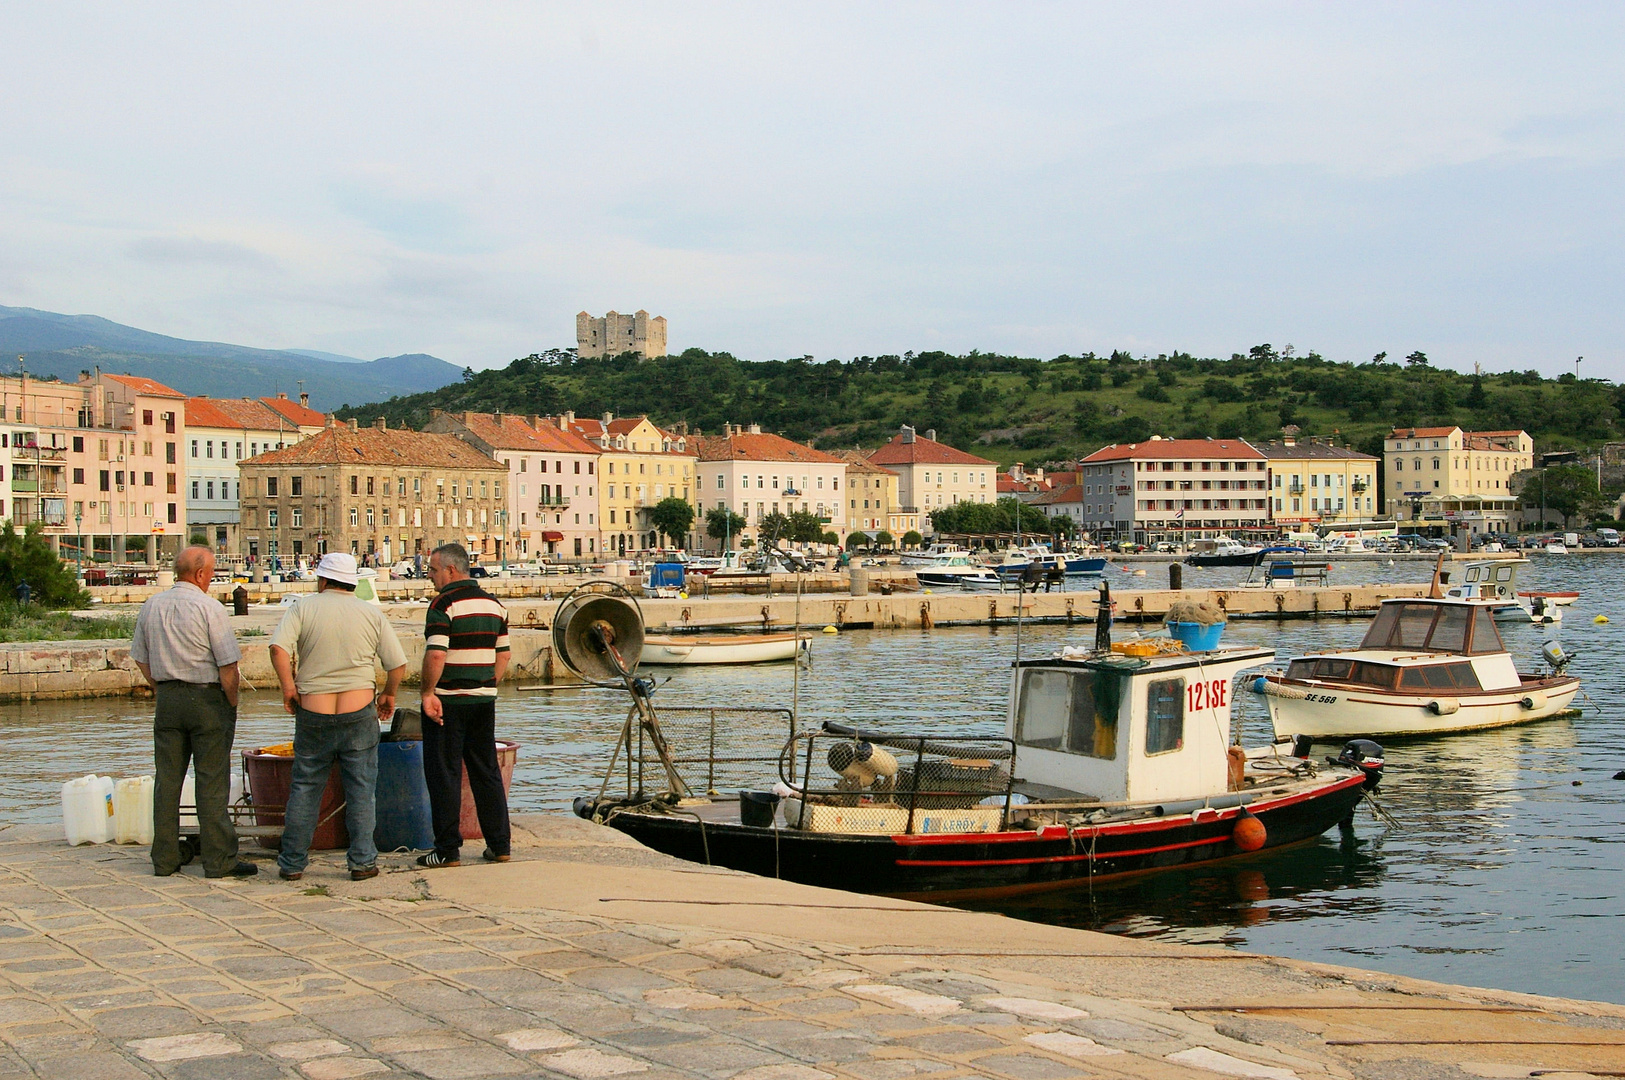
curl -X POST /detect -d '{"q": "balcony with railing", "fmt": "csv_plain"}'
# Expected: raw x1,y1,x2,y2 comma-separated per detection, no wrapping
12,446,67,462
537,492,571,510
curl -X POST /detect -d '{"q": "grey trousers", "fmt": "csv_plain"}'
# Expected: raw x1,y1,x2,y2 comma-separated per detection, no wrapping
152,682,239,876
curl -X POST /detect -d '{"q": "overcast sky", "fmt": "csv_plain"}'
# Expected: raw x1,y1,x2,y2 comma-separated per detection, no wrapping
2,4,1622,377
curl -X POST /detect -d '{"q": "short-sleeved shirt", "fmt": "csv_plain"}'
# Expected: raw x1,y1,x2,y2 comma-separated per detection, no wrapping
424,578,509,698
269,589,408,695
130,581,243,684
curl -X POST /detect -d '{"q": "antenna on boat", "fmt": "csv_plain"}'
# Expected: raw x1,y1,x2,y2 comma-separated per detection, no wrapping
1014,498,1024,670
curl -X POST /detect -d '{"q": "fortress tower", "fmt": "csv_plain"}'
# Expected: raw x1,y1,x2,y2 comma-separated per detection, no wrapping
575,310,667,359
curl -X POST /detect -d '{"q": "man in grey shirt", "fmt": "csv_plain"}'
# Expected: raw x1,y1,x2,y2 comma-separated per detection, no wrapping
270,552,407,881
131,545,256,878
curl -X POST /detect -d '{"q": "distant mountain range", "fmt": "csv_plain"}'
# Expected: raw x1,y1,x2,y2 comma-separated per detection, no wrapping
0,305,466,410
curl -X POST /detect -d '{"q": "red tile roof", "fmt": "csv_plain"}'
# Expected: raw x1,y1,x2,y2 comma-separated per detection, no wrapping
563,415,695,455
867,433,996,467
697,432,845,464
103,373,186,399
452,412,601,455
1388,426,1462,438
243,425,507,469
833,449,892,475
1081,438,1265,462
1031,484,1083,505
186,397,311,432
260,396,327,428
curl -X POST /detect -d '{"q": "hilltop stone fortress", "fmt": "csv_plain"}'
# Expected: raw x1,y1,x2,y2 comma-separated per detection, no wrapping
575,310,667,359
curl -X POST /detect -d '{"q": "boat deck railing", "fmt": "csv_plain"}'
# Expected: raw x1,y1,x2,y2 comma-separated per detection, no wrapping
613,705,798,797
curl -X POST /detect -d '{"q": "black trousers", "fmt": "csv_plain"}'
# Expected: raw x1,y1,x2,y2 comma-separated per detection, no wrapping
153,682,238,876
421,695,510,858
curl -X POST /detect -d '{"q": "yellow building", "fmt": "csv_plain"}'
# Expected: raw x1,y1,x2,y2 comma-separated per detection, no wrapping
558,411,697,553
835,450,918,540
1384,426,1532,534
1254,436,1379,528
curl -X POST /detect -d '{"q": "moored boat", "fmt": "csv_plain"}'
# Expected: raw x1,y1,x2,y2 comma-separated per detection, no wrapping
1185,537,1265,567
1251,593,1579,739
567,586,1382,900
640,632,811,665
900,543,974,568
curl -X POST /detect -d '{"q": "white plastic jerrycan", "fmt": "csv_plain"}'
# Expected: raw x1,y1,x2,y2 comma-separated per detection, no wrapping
113,776,155,845
62,775,115,845
179,769,246,830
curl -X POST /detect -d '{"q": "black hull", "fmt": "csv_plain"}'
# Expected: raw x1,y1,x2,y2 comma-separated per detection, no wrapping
1185,551,1264,567
578,775,1369,902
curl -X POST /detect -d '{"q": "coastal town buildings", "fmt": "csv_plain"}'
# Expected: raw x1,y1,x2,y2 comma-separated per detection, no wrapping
575,310,668,359
183,393,325,553
1078,437,1271,544
1384,426,1533,534
696,425,848,549
867,426,997,537
559,412,696,553
1030,483,1085,529
1254,435,1379,530
423,410,603,559
237,419,508,568
834,450,918,540
80,373,192,563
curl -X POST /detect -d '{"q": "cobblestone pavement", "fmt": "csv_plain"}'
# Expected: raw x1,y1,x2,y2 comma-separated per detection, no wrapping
1,816,1620,1080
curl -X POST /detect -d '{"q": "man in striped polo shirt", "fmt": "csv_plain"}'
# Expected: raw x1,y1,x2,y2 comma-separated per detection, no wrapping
417,543,511,867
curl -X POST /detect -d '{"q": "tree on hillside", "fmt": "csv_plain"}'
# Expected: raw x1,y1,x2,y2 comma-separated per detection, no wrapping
1405,351,1430,367
0,524,89,608
1465,374,1487,409
648,497,695,548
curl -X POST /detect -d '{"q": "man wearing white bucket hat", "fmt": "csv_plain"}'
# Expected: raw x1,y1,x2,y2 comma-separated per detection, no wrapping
269,551,407,880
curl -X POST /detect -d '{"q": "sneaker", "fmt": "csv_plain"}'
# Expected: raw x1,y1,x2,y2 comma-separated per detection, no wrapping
350,865,379,881
415,852,460,869
207,862,259,879
481,849,510,863
278,869,303,881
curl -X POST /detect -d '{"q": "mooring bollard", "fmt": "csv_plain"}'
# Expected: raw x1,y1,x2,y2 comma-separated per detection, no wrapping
1169,563,1182,591
232,584,249,616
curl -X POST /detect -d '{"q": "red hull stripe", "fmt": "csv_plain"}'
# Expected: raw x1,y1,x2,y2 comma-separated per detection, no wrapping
889,773,1366,848
899,832,1229,868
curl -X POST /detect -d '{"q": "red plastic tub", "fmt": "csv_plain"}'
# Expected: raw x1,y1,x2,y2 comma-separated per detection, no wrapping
242,750,348,851
459,740,519,840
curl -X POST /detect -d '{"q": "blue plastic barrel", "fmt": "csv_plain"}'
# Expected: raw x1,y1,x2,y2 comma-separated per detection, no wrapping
374,740,435,852
1168,620,1224,651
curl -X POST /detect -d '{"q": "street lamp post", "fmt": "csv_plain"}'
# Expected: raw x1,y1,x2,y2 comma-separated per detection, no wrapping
74,509,82,578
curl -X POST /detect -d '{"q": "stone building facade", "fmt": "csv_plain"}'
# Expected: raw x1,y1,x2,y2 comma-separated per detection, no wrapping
183,392,326,554
867,426,997,537
695,425,848,550
575,310,668,359
1384,426,1532,534
237,419,508,570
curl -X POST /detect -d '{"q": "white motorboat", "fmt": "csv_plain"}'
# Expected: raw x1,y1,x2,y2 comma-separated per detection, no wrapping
1251,594,1579,739
899,543,974,568
912,553,992,588
1542,542,1569,555
1442,558,1560,624
640,632,812,665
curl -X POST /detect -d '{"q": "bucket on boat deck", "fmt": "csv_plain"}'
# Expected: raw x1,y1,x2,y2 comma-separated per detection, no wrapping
1167,620,1224,651
739,790,780,828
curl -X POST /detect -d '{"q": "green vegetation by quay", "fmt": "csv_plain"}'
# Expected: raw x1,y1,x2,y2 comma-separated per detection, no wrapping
340,344,1623,467
0,523,90,609
0,605,135,643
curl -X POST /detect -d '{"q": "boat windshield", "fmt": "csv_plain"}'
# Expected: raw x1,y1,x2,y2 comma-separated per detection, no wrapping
1016,668,1118,759
1359,602,1499,653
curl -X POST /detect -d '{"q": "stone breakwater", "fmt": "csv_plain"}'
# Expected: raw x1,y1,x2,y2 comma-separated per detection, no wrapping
0,582,1429,702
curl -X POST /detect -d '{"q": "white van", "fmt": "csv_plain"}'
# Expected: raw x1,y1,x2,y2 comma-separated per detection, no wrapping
1597,527,1620,547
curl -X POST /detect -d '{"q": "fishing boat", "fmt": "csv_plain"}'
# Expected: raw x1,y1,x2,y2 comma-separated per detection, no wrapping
1185,537,1264,567
1441,558,1559,624
900,542,974,568
1518,590,1579,607
1250,592,1579,740
640,632,811,665
564,584,1382,900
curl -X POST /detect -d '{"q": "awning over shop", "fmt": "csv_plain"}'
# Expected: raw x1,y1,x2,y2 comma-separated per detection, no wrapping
542,531,564,542
465,534,480,542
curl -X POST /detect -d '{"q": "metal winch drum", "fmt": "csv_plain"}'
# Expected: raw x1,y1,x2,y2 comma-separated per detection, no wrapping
552,590,645,684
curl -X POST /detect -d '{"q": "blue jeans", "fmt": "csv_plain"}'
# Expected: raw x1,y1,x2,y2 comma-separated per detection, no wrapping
278,704,380,874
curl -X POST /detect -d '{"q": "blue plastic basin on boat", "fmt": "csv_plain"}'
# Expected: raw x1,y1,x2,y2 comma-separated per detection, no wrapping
1167,620,1224,651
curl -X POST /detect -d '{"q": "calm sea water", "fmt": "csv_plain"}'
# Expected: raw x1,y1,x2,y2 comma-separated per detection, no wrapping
3,555,1620,1003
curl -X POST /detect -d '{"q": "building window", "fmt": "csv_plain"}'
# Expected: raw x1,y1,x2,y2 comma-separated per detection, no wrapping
350,507,359,526
190,481,199,499
291,507,303,527
291,476,302,496
266,476,279,497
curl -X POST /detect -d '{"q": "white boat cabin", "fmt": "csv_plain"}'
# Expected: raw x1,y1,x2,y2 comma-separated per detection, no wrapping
1282,597,1521,695
1442,559,1526,602
1008,646,1273,804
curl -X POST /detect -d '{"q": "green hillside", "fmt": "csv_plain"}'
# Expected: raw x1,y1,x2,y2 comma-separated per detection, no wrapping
339,345,1623,466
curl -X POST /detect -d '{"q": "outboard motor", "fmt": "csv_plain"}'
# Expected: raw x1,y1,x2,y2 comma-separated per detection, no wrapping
1542,639,1574,674
1335,739,1385,790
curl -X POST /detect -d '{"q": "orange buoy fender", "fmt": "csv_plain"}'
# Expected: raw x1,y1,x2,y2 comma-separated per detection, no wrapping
1232,808,1267,852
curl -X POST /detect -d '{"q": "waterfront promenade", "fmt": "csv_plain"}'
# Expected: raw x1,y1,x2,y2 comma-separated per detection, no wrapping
1,814,1620,1080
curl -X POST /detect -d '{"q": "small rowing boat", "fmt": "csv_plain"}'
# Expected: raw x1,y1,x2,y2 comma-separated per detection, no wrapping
640,632,811,665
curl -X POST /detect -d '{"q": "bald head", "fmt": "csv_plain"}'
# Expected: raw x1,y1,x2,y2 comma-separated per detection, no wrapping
174,545,215,587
